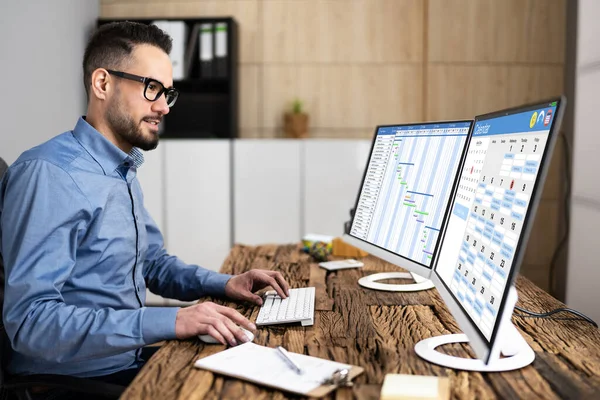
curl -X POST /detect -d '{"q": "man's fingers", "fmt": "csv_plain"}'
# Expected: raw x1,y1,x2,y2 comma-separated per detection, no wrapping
212,318,238,346
204,325,227,346
222,316,251,344
263,275,287,299
249,293,263,306
268,271,289,295
217,304,256,331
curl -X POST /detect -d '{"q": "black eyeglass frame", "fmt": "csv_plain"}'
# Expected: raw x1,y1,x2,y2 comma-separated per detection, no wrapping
106,69,179,107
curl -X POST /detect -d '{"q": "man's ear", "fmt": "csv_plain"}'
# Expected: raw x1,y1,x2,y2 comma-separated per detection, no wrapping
90,68,111,101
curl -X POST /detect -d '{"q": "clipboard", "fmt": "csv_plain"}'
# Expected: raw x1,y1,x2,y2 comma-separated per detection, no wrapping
306,366,364,397
194,342,364,397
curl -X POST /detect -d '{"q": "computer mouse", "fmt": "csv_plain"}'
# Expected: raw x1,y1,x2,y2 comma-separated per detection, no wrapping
198,327,254,345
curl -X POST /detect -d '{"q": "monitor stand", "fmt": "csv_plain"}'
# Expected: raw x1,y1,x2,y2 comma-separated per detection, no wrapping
358,272,434,292
414,288,534,372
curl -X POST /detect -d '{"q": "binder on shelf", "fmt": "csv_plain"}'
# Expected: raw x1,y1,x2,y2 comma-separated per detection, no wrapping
199,23,213,78
184,24,201,78
152,20,186,80
170,21,186,80
214,22,228,78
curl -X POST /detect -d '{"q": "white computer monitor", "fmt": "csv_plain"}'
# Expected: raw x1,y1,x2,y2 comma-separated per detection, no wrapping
416,97,566,372
343,120,473,292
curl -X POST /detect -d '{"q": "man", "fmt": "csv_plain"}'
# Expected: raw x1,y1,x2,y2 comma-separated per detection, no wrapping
0,21,289,386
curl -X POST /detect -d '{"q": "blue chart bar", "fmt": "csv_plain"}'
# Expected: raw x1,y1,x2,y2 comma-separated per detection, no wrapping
425,226,440,232
398,162,415,166
407,190,434,197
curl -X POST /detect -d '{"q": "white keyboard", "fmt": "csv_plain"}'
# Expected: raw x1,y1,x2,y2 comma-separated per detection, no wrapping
256,287,315,326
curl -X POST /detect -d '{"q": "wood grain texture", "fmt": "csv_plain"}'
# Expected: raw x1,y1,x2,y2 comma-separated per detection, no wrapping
121,244,600,399
426,65,509,120
240,65,260,129
262,0,423,64
262,65,423,130
428,0,566,63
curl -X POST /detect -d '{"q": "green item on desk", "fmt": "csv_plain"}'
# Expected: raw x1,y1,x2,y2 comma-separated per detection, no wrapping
307,241,330,262
302,233,334,262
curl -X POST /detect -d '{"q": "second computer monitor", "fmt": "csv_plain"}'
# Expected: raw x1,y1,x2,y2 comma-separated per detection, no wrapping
420,97,565,371
344,120,472,282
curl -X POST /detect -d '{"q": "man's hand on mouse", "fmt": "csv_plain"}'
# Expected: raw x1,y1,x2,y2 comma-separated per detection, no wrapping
175,302,256,346
225,269,290,306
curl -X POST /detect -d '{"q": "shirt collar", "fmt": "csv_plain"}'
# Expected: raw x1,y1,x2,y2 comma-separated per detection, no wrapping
72,117,145,175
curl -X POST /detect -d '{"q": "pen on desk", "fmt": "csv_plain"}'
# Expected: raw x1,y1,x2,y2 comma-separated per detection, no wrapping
276,346,303,375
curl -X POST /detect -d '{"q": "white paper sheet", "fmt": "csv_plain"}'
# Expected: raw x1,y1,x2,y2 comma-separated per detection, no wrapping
194,342,351,394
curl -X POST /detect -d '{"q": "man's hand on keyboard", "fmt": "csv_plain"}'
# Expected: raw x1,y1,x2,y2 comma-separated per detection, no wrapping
225,269,290,306
175,302,256,346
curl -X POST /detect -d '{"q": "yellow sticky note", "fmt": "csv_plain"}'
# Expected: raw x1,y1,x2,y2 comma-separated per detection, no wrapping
380,374,450,400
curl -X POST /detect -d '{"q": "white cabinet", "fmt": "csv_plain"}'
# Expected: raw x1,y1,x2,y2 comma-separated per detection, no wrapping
233,140,302,245
165,140,232,272
303,140,371,237
164,140,233,307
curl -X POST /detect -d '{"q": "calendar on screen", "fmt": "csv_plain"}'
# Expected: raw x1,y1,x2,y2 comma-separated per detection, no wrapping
435,104,558,341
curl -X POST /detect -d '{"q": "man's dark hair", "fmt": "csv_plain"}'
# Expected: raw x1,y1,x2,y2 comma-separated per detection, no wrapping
83,21,172,98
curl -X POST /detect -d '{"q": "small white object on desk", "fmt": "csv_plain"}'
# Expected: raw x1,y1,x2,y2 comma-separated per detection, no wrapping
380,374,450,400
198,327,254,344
318,259,364,271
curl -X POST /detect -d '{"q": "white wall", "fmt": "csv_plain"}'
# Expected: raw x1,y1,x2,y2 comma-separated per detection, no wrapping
566,0,600,322
0,0,99,164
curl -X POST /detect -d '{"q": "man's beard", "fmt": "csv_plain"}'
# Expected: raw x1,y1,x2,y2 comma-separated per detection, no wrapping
105,96,160,151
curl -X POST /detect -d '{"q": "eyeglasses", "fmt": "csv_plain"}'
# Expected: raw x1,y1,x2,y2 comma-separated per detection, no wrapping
106,69,179,107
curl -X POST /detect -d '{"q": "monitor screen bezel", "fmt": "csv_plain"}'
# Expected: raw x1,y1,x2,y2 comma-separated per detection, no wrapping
345,119,474,278
431,96,566,364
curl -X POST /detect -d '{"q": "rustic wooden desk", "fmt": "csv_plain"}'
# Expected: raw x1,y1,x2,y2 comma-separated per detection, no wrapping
122,244,600,399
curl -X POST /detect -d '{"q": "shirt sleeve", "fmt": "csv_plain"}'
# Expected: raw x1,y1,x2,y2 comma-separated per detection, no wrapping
0,160,178,364
141,205,231,301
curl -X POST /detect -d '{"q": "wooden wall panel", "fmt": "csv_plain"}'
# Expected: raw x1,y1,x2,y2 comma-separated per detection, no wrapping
428,0,566,63
524,0,567,63
541,133,564,201
523,199,560,269
239,65,260,129
296,65,422,129
262,0,422,64
261,65,298,129
263,65,421,131
262,0,308,63
314,0,423,63
100,0,261,63
426,65,509,120
507,66,564,107
429,0,498,63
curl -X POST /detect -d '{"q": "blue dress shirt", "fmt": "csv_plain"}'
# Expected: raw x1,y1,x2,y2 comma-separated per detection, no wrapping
0,117,232,377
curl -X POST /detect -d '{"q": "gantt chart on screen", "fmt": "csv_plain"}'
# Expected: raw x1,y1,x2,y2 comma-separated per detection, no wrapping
350,122,470,266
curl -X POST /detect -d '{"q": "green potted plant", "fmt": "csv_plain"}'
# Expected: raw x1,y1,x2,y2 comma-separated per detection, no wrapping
284,98,309,138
